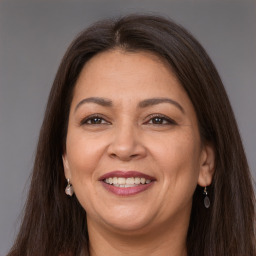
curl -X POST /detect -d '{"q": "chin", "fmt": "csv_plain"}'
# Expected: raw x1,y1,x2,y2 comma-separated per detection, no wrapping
96,209,155,234
104,219,153,234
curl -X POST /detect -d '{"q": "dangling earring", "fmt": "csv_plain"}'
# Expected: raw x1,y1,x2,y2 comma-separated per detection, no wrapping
65,179,74,196
203,186,210,208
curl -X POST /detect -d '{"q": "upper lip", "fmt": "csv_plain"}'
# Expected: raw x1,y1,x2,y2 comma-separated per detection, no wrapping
99,171,156,181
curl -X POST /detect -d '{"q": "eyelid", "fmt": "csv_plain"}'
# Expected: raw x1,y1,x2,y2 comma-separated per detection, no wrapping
80,113,111,125
143,113,177,125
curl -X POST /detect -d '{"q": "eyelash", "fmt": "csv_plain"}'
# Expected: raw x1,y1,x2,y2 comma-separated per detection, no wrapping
80,114,110,125
80,113,177,126
144,114,177,126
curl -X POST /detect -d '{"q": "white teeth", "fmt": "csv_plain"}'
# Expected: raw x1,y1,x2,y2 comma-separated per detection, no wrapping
126,177,134,184
104,177,152,186
125,184,135,187
112,177,117,184
135,177,140,184
117,177,126,185
113,184,140,188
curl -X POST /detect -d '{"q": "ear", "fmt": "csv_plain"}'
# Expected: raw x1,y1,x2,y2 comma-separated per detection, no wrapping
197,143,215,187
62,154,72,180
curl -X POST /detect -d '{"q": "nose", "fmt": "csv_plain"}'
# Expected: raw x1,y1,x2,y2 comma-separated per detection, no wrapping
107,123,147,161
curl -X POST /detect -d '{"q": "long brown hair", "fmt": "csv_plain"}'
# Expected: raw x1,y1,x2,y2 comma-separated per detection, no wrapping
8,14,255,256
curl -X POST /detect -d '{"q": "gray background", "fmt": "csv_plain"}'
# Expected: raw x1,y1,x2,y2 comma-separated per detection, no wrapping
0,0,255,255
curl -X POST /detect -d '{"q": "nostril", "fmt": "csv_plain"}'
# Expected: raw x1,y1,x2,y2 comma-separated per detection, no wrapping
110,153,117,158
109,152,139,161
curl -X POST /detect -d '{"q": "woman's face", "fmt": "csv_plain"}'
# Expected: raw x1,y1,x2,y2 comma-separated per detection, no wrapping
63,50,214,234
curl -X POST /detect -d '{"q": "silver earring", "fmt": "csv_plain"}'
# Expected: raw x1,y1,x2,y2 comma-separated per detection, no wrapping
203,186,210,208
65,179,74,196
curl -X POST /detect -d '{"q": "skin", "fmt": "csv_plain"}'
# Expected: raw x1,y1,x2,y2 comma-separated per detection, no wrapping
63,50,215,256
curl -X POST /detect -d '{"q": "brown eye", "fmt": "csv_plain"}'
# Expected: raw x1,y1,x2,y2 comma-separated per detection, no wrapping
81,115,110,125
87,117,104,124
151,117,166,124
144,114,177,125
146,114,177,125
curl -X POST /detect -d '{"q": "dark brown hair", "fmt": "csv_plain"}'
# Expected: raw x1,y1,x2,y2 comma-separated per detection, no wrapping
8,14,255,256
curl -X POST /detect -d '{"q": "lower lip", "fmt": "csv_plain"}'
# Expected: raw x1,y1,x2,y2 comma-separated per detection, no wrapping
101,181,155,196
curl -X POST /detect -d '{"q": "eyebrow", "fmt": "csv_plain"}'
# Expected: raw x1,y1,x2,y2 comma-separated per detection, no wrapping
74,97,112,112
138,97,185,113
74,96,184,114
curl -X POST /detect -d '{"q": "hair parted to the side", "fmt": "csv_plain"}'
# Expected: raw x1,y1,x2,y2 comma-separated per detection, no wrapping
8,14,255,256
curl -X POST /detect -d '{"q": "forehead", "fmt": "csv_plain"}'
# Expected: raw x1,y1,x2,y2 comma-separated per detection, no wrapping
72,49,188,102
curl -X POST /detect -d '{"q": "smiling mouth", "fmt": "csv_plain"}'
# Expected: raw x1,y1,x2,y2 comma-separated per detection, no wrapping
104,177,152,187
100,171,155,195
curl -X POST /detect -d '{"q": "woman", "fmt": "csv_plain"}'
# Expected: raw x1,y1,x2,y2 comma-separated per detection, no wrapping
7,14,255,256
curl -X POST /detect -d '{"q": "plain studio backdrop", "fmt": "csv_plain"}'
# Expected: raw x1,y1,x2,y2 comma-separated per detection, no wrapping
0,0,255,255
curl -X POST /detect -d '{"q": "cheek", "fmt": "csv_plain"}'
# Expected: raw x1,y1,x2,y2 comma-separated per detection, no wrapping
65,132,105,184
153,133,201,219
155,128,200,167
65,133,107,213
153,129,201,193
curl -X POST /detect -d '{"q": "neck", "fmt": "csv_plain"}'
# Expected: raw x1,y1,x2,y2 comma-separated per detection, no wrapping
87,216,189,256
